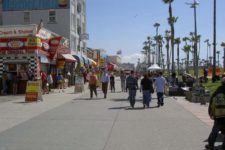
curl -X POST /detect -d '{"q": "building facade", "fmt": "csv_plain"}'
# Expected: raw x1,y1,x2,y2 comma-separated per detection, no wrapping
1,0,86,55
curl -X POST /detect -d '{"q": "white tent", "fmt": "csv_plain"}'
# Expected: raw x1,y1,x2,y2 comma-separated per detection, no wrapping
147,64,162,71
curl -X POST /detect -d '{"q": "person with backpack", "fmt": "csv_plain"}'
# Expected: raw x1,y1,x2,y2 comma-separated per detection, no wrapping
57,73,64,93
89,71,98,99
205,77,225,150
140,74,154,108
126,70,138,108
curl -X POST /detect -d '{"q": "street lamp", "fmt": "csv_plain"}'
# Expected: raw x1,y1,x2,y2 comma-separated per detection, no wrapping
186,0,199,84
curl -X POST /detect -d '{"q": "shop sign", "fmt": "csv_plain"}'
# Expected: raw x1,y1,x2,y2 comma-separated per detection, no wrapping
37,29,51,40
27,37,42,47
56,59,65,69
0,25,36,38
99,58,105,67
42,42,50,50
7,40,24,49
25,81,43,102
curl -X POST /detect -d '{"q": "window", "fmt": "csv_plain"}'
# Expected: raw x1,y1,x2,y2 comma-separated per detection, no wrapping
49,10,56,23
77,3,82,14
24,12,30,23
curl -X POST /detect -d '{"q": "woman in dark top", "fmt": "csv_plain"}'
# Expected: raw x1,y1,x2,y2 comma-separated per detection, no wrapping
110,73,115,92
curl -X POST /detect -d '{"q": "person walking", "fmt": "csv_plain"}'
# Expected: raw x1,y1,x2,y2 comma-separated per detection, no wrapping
57,73,64,93
154,72,167,107
101,70,110,98
47,72,53,93
89,71,98,99
110,73,115,92
126,70,138,108
205,77,225,150
120,71,126,92
140,74,154,108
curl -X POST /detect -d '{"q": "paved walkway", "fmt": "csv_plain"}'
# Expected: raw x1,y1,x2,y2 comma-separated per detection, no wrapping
0,79,221,150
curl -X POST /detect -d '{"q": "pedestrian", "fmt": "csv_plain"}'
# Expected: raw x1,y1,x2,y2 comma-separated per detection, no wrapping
110,73,115,92
41,71,48,94
57,73,64,93
120,71,126,92
89,71,98,99
154,72,167,107
101,70,110,98
140,74,154,108
205,77,225,150
1,71,8,95
12,73,19,95
126,70,138,108
47,72,53,93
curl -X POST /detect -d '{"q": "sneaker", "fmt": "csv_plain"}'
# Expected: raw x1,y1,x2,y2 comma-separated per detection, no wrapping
205,144,214,150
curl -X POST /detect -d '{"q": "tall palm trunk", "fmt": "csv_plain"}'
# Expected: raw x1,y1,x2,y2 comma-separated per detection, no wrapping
212,0,217,82
177,43,180,74
166,39,170,74
169,3,175,73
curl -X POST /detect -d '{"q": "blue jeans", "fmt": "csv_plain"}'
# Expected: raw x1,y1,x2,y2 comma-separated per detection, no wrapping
143,90,151,107
157,92,164,105
208,119,225,148
129,90,136,107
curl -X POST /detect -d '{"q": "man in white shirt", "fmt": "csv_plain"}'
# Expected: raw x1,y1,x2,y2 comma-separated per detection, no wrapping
154,72,167,107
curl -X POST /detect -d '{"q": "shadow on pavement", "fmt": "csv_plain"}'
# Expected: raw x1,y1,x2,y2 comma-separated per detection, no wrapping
73,97,104,101
108,106,130,110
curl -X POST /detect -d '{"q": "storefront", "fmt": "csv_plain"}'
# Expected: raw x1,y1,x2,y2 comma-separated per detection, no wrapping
0,25,54,94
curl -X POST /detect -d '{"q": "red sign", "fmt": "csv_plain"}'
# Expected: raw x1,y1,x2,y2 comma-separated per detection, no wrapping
48,37,62,59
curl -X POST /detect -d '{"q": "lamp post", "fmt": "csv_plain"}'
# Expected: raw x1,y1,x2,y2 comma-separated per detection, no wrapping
186,0,199,84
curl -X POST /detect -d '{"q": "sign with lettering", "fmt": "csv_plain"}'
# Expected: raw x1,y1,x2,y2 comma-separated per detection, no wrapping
25,81,43,102
0,25,36,38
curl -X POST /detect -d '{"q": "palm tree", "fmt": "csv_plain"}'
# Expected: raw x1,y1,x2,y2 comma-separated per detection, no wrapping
204,39,210,67
174,37,181,74
209,56,213,66
216,51,220,67
221,42,225,71
165,30,171,74
162,0,177,73
183,45,192,73
212,0,217,82
154,35,163,66
153,23,160,65
153,22,160,36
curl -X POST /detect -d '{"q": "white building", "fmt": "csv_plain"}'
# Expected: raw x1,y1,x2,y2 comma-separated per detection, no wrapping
1,0,86,55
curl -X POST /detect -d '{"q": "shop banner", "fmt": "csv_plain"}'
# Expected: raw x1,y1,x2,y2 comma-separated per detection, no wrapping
0,25,36,38
0,37,41,54
49,37,62,59
56,59,65,69
25,81,43,102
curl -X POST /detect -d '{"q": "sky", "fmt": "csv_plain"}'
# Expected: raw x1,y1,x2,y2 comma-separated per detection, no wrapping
86,0,225,66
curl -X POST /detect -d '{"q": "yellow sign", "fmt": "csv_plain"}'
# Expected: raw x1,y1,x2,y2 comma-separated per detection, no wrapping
57,60,65,69
99,58,105,67
25,81,42,102
26,82,39,93
27,37,41,47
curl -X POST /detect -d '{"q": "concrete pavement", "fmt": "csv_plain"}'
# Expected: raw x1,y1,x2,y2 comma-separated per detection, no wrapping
0,79,221,150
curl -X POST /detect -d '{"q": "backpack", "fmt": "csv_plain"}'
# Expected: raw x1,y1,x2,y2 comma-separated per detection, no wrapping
211,93,225,118
89,75,97,85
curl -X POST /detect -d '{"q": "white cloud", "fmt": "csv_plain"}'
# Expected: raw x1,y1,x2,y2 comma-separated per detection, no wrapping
121,53,145,65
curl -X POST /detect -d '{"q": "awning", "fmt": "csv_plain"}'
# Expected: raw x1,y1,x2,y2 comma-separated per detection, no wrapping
88,58,97,66
40,55,50,63
61,54,77,62
73,55,84,67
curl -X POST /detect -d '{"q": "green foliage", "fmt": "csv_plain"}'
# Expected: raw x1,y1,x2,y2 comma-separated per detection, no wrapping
203,81,221,95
